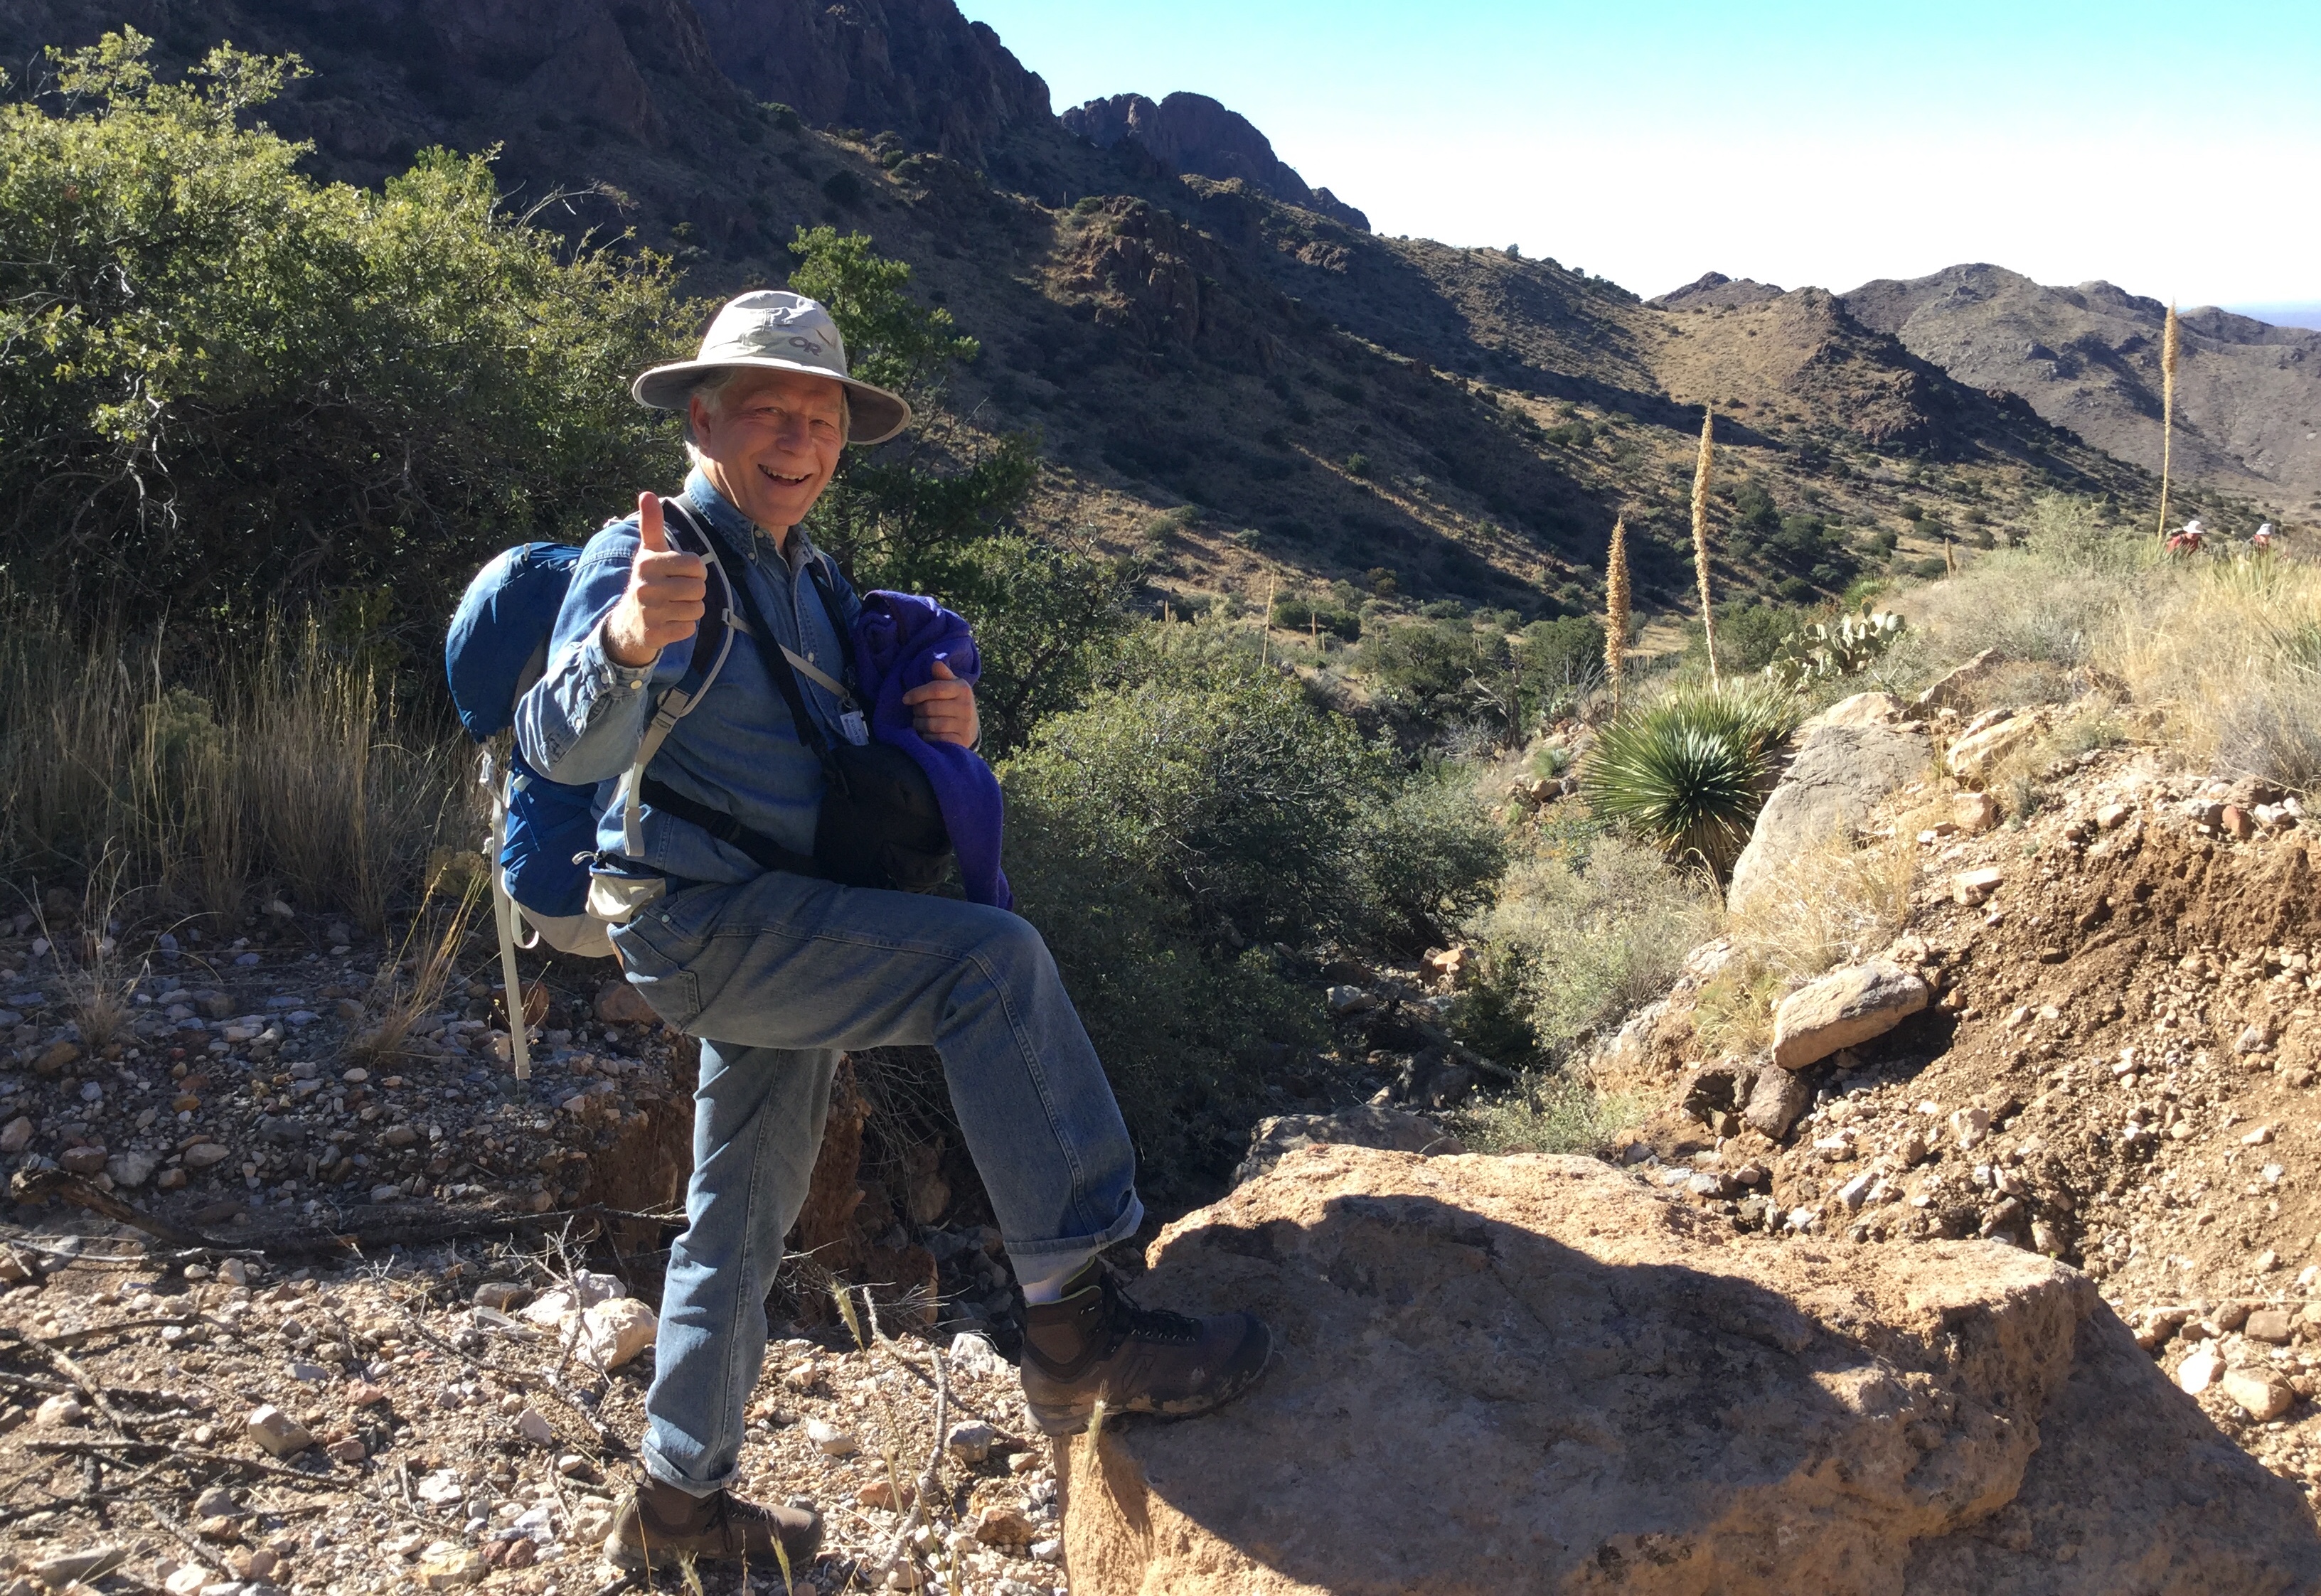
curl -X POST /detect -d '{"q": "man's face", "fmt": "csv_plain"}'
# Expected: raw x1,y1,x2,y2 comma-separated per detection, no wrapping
689,368,846,532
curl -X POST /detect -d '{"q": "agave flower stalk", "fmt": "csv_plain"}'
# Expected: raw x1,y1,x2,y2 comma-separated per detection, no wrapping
1691,408,1719,685
1604,515,1631,718
2155,302,2178,540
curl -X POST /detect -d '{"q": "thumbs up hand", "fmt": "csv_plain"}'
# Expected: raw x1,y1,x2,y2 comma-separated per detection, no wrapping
604,492,708,668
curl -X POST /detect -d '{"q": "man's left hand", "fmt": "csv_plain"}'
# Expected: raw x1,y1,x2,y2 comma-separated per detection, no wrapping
903,658,979,749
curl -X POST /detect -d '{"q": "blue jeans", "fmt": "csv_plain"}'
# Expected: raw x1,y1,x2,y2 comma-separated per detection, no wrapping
608,869,1144,1496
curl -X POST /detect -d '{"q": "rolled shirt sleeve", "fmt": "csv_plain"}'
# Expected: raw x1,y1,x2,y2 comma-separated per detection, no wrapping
514,518,698,786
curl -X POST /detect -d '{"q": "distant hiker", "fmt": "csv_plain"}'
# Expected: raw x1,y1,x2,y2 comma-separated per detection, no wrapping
2167,517,2205,555
514,292,1272,1571
2253,523,2275,552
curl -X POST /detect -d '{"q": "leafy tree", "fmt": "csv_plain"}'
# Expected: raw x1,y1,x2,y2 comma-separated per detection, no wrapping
0,31,698,652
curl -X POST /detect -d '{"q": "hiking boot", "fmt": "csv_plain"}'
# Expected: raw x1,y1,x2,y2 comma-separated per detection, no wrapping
607,1476,821,1570
1019,1259,1271,1437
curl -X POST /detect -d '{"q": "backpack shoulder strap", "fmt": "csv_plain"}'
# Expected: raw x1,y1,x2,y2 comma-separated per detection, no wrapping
610,495,745,859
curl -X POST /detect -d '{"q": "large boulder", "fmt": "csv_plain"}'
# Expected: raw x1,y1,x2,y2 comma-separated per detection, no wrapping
1771,959,1931,1071
1729,703,1931,915
1062,1145,2321,1596
1233,1108,1461,1187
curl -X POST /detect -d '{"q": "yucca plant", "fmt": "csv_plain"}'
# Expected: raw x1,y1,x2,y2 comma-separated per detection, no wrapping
1604,515,1631,717
1690,409,1720,684
1581,680,1802,876
2155,301,2179,540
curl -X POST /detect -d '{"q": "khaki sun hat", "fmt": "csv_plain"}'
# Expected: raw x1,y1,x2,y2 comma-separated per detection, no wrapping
630,290,912,445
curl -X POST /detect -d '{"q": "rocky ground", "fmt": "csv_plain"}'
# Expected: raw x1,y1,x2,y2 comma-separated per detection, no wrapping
0,1234,1069,1596
1595,727,2321,1519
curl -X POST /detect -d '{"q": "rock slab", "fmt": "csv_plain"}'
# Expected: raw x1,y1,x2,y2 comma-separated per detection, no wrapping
1772,959,1930,1070
1062,1145,2321,1596
1728,709,1931,915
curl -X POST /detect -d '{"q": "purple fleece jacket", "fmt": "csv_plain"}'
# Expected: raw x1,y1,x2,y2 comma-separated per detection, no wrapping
850,591,1012,909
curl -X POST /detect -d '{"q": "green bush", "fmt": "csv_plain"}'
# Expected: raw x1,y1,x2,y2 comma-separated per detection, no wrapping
1581,680,1802,874
1458,832,1720,1063
1342,762,1508,953
1002,653,1378,946
0,32,698,651
1271,593,1362,641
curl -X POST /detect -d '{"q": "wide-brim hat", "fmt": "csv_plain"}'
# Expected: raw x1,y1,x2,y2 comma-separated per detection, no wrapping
630,289,912,445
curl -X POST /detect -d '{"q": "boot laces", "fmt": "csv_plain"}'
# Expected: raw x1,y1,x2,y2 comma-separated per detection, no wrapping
1101,1268,1205,1352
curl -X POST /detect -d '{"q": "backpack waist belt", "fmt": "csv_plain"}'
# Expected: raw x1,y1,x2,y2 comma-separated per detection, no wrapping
636,777,830,882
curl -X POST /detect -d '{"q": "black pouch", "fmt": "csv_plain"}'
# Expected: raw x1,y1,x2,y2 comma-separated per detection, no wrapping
663,499,955,895
815,739,953,892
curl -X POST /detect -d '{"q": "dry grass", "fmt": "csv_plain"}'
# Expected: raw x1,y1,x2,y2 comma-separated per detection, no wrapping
348,871,489,1069
1605,515,1631,717
0,601,469,933
1452,1073,1642,1156
2106,555,2321,793
1690,410,1719,684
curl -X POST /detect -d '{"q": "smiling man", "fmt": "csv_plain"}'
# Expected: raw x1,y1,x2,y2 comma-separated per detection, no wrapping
515,291,1273,1570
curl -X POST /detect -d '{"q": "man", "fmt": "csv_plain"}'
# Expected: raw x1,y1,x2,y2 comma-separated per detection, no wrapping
516,291,1271,1570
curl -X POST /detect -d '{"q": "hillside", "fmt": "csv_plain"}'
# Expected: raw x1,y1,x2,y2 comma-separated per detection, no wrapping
0,0,2175,628
1842,263,2321,513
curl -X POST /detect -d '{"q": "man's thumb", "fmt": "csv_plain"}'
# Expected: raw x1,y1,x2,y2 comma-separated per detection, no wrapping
636,491,666,554
929,658,957,680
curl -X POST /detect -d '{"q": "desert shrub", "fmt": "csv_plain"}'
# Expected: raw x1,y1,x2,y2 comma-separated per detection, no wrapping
1270,592,1362,641
1898,493,2157,667
1451,1073,1639,1156
1581,680,1803,874
1457,832,1720,1064
1002,814,1321,1196
1001,654,1378,946
0,33,697,653
1712,602,1810,673
1341,761,1508,953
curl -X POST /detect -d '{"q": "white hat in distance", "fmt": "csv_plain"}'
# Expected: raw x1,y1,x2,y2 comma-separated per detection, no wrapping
630,290,912,445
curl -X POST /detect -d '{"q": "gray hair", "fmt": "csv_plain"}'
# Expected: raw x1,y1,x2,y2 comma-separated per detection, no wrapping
684,368,850,459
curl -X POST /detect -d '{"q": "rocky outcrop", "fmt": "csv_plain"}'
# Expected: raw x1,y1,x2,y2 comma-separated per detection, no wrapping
1061,1145,2321,1595
1728,695,1931,915
1062,91,1369,230
690,0,1053,162
1649,269,1786,310
1232,1106,1461,1187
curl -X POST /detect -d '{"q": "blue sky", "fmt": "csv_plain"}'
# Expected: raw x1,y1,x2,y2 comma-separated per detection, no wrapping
959,0,2320,314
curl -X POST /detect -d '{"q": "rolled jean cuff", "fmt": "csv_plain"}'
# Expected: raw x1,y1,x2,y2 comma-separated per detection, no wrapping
639,1442,725,1497
1001,1190,1146,1278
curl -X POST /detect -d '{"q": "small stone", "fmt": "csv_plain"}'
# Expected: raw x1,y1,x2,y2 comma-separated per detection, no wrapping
2222,1368,2295,1420
245,1405,310,1457
1743,1065,1813,1140
2221,805,2257,841
855,1480,904,1509
58,1145,109,1177
578,1297,656,1371
33,1548,127,1589
806,1418,858,1456
34,1393,87,1428
340,1067,368,1084
415,1470,462,1506
182,1142,231,1170
1949,1105,1991,1152
513,1406,554,1445
1951,867,2005,906
472,1281,527,1312
346,1381,387,1406
413,1548,486,1591
973,1506,1039,1546
166,1566,213,1595
1952,792,2001,834
2243,1123,2276,1145
33,1040,81,1076
1030,1538,1063,1563
567,1508,614,1546
0,1116,31,1153
1835,1171,1879,1211
501,1538,536,1571
2246,1310,2296,1344
2177,1346,2224,1395
2096,803,2132,830
2256,1249,2282,1273
594,980,658,1027
946,1420,998,1463
947,1331,1008,1378
193,1487,239,1519
1324,985,1377,1017
324,1435,366,1463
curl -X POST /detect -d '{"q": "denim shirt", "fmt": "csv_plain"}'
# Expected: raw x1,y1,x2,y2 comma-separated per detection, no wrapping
513,468,862,885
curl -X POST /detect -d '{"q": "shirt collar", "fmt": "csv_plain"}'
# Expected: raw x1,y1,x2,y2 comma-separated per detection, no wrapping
683,467,817,573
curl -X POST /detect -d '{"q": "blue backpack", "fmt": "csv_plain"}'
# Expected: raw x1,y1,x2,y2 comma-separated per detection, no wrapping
444,508,740,1072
